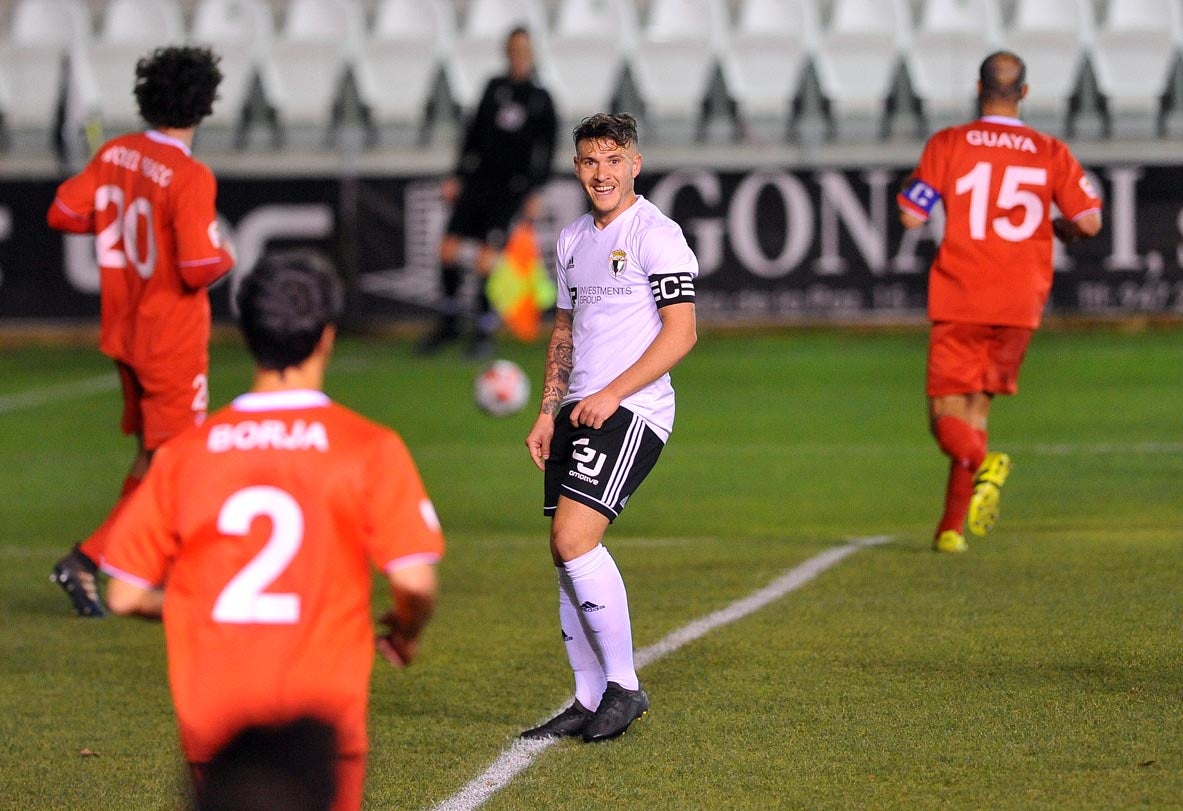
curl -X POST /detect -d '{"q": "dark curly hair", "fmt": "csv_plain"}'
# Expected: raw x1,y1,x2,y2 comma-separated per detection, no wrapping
134,46,222,129
237,250,345,372
572,113,639,150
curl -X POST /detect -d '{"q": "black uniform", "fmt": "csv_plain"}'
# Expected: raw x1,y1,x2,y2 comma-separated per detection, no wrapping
447,74,558,247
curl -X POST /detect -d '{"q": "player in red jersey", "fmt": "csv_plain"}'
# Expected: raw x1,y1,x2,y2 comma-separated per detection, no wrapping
102,250,444,811
898,51,1102,553
48,46,236,615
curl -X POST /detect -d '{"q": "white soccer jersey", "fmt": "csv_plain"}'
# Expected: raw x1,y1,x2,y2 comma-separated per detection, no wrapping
555,196,698,440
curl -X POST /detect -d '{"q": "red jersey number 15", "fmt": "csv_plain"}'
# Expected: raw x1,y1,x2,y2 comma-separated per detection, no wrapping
955,162,1047,243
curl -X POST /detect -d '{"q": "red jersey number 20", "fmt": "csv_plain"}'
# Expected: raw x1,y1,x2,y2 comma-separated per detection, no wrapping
95,184,158,278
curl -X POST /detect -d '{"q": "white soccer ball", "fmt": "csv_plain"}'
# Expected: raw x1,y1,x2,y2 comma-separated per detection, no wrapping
474,359,530,417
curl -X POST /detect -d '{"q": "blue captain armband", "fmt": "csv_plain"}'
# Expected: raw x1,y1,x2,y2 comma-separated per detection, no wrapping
901,178,939,216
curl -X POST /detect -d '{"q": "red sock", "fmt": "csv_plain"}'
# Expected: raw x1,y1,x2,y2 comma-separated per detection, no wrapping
937,460,975,535
975,428,988,457
933,416,987,470
78,474,142,564
932,417,986,537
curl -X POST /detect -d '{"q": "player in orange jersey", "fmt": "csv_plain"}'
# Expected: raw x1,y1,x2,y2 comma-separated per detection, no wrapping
48,46,236,616
102,249,444,811
898,51,1102,553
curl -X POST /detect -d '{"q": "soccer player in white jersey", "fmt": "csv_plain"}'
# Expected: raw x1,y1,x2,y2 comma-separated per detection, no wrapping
522,113,698,742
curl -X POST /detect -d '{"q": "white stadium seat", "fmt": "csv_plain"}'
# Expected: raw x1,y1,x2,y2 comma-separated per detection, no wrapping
190,0,276,139
76,0,187,135
0,0,93,148
353,0,457,144
444,0,549,114
907,0,1003,128
1002,0,1094,133
718,0,820,139
1090,0,1183,136
627,0,729,141
812,0,913,137
261,0,366,142
539,0,638,126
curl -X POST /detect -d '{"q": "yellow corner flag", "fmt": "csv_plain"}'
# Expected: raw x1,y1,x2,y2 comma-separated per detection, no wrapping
486,221,557,342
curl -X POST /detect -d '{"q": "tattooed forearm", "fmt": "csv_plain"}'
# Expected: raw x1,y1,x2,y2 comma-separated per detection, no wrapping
540,312,573,416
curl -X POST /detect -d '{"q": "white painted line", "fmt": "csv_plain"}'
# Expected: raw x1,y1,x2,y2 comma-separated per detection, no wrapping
1023,441,1183,456
0,374,117,414
432,534,893,811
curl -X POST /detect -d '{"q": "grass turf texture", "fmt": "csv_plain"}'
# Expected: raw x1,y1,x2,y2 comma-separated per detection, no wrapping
0,327,1179,809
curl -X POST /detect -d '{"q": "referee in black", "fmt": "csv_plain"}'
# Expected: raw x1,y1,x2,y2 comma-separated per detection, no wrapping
417,26,558,360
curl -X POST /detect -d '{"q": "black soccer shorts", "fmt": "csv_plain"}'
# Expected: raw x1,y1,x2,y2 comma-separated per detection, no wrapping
446,181,529,246
543,403,665,522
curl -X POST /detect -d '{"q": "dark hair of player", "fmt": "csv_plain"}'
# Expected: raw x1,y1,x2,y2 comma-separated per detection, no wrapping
237,250,345,372
572,113,638,150
978,51,1026,105
134,46,223,129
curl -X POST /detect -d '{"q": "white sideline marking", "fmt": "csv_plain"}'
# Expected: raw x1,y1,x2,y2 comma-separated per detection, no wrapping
0,374,117,414
431,534,893,811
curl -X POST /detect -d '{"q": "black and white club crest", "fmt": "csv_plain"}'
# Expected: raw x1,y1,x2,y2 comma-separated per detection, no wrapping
609,249,628,277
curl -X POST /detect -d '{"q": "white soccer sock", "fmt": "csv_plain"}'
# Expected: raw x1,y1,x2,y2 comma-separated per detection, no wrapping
556,568,606,711
563,543,639,691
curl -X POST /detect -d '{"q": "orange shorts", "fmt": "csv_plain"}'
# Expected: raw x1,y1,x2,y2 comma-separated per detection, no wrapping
926,322,1033,398
116,360,208,450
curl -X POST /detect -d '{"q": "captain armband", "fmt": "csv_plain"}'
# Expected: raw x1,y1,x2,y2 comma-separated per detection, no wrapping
649,272,696,308
900,178,939,219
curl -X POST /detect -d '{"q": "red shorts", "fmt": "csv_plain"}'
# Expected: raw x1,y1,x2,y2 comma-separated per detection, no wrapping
116,360,208,450
926,322,1033,398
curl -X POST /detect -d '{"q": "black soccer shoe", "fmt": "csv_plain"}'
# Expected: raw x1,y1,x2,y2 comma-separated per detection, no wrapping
51,547,106,618
414,318,462,356
519,700,593,740
463,332,495,362
582,682,649,743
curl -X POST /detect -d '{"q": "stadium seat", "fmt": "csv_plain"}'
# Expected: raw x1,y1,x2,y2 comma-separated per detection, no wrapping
717,0,820,142
189,0,276,145
78,0,187,136
812,0,913,139
906,0,1003,129
261,0,366,145
1090,0,1183,137
444,0,550,114
353,0,456,145
627,0,730,142
0,0,93,151
539,0,638,128
1002,0,1094,134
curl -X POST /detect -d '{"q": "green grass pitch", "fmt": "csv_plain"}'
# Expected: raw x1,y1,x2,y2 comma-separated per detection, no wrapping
1,326,1180,809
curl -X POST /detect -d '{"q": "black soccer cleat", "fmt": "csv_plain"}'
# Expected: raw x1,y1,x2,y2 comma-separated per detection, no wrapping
582,682,649,743
463,332,495,362
50,547,106,618
414,319,462,356
519,700,593,740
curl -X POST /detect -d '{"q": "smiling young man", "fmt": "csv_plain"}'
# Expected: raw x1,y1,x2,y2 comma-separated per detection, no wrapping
522,113,698,742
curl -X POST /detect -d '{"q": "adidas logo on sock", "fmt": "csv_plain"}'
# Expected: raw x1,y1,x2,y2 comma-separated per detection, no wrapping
562,628,574,642
579,601,604,613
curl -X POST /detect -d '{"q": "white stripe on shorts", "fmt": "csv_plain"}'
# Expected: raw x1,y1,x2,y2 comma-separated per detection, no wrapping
600,412,646,510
